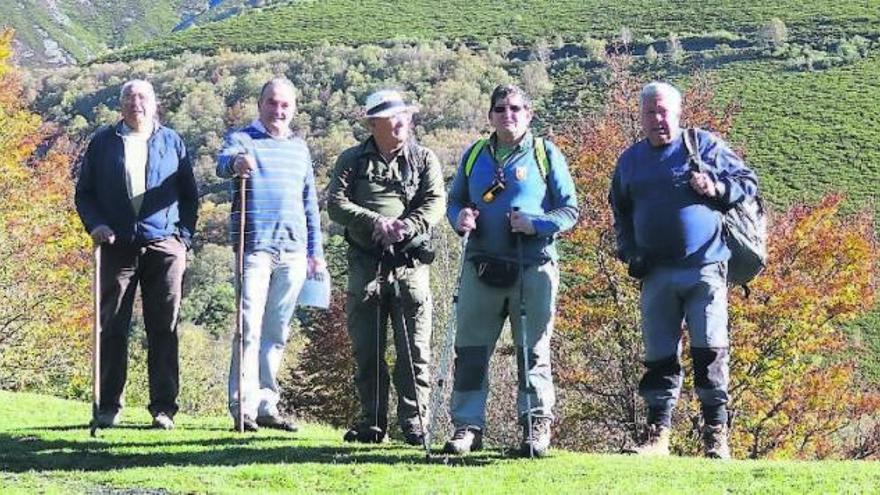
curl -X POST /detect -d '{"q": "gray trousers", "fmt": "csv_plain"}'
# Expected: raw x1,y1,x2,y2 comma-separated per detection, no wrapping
98,237,187,418
450,259,558,430
345,247,432,433
228,250,307,419
638,261,730,425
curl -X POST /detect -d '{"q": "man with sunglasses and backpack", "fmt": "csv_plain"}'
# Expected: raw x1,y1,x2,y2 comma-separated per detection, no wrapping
445,84,578,457
609,82,758,459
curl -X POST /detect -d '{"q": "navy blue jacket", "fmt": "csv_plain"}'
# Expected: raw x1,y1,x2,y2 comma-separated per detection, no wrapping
609,129,757,268
75,122,199,246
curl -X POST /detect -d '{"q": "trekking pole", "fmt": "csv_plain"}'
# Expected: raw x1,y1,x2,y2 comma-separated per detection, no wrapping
89,244,102,437
426,231,469,455
514,207,534,458
370,255,385,442
387,245,431,458
236,176,246,433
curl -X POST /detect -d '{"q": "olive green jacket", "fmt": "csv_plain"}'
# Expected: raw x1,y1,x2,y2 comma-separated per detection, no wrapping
327,137,446,252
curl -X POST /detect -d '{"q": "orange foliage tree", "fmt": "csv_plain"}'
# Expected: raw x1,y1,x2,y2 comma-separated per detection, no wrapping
0,28,91,395
553,55,878,459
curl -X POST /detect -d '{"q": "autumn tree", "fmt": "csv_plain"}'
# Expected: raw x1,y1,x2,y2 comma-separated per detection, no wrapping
553,54,878,459
0,29,92,394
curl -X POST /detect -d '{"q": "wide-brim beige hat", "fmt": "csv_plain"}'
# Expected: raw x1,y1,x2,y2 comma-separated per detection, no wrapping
364,89,419,118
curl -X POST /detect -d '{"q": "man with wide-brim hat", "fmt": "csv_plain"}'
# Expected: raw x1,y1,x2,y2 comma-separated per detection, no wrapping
328,89,445,445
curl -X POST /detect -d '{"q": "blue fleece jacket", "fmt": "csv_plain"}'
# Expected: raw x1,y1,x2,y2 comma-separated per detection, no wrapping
75,121,198,246
217,120,323,258
609,128,758,267
447,132,579,265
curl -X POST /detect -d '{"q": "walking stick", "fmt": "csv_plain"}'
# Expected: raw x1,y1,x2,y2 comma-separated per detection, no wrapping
236,176,246,433
387,245,431,458
89,244,101,437
515,208,534,458
426,232,469,455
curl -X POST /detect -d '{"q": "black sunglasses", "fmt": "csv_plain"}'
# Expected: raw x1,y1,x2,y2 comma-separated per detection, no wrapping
491,105,525,113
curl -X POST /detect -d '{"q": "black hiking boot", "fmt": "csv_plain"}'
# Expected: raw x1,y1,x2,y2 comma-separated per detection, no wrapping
343,423,386,443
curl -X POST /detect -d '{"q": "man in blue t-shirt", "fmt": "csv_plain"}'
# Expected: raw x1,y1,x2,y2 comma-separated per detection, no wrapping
609,82,758,459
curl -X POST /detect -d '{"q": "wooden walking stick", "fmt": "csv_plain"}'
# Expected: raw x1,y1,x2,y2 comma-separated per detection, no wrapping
236,176,247,433
89,244,101,437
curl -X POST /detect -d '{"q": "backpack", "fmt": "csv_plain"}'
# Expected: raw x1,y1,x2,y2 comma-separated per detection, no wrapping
682,128,768,289
463,136,550,180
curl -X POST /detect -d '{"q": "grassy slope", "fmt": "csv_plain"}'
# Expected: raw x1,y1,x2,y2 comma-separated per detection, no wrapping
2,391,880,494
107,0,880,61
716,56,880,213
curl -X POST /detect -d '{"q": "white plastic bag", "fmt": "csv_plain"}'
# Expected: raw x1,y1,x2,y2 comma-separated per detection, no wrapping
297,268,331,309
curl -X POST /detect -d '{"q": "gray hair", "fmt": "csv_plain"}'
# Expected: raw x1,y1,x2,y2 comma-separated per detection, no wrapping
259,77,297,102
639,82,682,113
119,79,156,103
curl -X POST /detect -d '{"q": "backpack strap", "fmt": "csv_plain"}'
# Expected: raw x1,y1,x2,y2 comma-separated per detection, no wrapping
464,136,551,181
534,137,550,181
464,138,488,177
682,128,704,174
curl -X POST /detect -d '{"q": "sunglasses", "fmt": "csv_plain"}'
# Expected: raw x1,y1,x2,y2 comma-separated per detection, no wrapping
491,105,526,113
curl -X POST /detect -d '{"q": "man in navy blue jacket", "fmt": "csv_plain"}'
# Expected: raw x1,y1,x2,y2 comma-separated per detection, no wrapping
76,79,198,430
609,82,757,459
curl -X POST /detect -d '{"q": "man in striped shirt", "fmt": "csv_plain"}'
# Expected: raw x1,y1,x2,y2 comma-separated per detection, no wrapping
217,78,325,432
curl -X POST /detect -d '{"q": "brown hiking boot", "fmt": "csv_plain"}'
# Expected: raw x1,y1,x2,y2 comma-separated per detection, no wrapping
519,417,552,458
702,424,731,459
623,424,671,456
443,425,483,455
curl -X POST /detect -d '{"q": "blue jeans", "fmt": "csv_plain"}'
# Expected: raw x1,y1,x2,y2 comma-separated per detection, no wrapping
450,259,558,430
228,250,307,419
638,262,730,423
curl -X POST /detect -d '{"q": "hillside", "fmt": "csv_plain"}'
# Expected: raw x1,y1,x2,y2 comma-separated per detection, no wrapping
103,0,880,61
0,0,270,67
1,391,879,493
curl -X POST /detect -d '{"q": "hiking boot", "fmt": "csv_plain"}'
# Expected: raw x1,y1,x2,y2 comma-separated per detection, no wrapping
343,423,386,444
702,424,731,459
622,424,671,456
443,425,483,455
519,417,552,458
151,412,174,430
257,414,298,432
233,415,259,432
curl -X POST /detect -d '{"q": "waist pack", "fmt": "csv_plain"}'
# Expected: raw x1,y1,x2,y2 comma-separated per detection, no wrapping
472,256,519,288
683,128,768,287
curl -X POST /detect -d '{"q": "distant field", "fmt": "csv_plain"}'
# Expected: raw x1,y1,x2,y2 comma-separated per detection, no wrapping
105,0,880,61
715,55,880,214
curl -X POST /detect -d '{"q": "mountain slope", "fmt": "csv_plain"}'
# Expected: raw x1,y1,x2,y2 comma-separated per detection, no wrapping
104,0,880,62
0,0,272,67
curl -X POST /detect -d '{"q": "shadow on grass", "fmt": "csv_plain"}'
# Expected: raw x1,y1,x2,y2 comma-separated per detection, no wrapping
0,426,505,472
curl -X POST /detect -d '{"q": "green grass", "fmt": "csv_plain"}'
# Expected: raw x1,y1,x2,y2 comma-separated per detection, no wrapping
105,0,880,62
2,391,880,493
715,55,880,214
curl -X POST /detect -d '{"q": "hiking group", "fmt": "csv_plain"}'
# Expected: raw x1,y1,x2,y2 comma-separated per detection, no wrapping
75,76,761,460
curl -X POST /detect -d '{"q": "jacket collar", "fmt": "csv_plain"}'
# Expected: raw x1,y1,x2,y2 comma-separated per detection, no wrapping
358,135,415,163
115,120,160,138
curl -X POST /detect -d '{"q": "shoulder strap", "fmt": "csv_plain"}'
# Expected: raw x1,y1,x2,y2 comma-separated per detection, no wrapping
464,138,488,177
682,128,704,174
464,136,551,181
534,137,550,181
